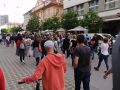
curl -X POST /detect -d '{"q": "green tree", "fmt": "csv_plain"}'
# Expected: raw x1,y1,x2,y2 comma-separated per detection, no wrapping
26,14,40,32
11,26,23,33
1,29,8,33
42,17,61,32
61,11,79,30
5,26,23,34
80,11,103,33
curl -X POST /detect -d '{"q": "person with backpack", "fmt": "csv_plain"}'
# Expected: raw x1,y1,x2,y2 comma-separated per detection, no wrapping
17,36,25,63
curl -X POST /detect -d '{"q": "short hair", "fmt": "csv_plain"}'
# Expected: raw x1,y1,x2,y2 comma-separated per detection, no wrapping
103,38,108,43
77,34,85,44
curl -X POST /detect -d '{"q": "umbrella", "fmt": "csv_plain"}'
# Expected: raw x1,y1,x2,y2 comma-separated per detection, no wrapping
69,26,88,32
57,28,65,32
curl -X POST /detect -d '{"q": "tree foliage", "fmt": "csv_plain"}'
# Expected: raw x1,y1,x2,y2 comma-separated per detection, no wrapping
61,11,79,30
42,17,61,31
26,14,40,32
80,11,103,33
10,26,23,33
1,26,23,34
1,29,8,34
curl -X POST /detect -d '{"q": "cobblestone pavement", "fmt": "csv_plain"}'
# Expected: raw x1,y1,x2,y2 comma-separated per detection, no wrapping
0,45,112,90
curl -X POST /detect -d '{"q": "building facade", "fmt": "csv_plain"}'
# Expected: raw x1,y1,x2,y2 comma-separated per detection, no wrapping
31,0,63,21
0,15,9,26
64,0,120,35
23,0,63,30
23,11,31,30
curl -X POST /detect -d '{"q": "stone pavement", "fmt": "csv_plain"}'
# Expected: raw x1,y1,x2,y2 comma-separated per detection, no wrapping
0,45,112,90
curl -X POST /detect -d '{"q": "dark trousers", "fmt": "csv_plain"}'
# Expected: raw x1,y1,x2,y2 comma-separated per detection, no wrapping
19,49,25,62
74,70,90,90
0,39,2,44
97,54,109,70
41,50,46,59
71,53,74,66
20,56,25,62
62,48,70,58
36,57,40,66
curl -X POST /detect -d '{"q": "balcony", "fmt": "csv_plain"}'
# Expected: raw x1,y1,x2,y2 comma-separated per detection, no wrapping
89,5,99,12
89,0,99,12
78,9,84,16
105,0,118,10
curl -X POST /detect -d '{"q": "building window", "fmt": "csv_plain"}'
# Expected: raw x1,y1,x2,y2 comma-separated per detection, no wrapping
105,0,118,10
77,4,84,16
89,0,99,12
68,7,74,12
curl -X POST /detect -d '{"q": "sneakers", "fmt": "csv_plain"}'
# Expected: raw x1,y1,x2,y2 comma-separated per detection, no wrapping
94,67,99,71
22,60,25,64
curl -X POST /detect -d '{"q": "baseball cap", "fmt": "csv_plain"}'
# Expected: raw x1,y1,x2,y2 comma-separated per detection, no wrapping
44,40,54,48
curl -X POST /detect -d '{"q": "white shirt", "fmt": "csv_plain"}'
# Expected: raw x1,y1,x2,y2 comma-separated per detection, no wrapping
6,36,10,41
100,43,109,55
0,35,2,39
54,41,58,51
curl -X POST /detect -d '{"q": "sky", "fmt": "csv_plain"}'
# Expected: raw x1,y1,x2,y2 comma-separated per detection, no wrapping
0,0,37,24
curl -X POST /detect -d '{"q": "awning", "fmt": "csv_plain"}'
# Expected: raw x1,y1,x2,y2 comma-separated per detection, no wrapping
68,26,88,32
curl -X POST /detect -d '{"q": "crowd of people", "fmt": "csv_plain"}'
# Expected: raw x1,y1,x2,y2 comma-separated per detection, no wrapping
0,32,115,90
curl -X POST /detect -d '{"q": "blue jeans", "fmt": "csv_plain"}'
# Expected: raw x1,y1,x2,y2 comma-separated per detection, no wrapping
97,54,109,70
74,70,90,90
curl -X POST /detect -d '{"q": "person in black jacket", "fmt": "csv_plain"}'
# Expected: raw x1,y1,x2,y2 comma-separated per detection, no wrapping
62,35,70,58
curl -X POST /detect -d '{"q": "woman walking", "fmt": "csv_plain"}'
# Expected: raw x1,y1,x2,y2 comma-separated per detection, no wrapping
32,35,41,66
94,38,109,72
17,36,26,63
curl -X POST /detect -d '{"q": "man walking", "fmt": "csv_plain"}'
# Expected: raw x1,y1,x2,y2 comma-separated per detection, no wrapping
74,34,91,90
62,35,70,58
18,40,67,90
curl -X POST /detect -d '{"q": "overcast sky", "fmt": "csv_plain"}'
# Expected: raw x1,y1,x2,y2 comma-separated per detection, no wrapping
0,0,37,23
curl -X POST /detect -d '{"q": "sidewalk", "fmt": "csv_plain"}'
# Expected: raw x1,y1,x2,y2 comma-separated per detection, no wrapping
0,45,112,90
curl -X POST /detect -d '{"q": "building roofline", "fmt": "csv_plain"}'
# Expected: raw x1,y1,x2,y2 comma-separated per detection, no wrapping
64,0,91,9
31,2,63,14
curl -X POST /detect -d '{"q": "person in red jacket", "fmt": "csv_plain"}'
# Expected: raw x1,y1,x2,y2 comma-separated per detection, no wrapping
18,40,67,90
0,68,5,90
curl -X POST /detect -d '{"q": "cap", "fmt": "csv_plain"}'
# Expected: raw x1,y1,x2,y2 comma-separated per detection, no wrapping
44,40,54,48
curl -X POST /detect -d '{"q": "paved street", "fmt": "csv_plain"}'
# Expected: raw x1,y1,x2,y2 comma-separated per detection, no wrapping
0,45,112,90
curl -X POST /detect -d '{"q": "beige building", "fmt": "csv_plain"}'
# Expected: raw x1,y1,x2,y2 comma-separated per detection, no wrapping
23,0,63,30
23,11,31,30
64,0,120,35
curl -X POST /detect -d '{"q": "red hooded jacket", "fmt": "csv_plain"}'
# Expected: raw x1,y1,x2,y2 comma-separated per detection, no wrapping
21,53,67,90
0,69,5,90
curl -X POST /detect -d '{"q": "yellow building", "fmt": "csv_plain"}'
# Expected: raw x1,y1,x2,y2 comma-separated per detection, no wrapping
23,0,63,30
31,0,63,21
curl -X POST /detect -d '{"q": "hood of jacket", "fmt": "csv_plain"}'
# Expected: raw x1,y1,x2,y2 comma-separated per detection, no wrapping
45,53,66,68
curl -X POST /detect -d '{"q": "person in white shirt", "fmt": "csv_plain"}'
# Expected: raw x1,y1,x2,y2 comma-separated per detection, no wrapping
24,36,32,57
6,34,10,47
94,38,109,72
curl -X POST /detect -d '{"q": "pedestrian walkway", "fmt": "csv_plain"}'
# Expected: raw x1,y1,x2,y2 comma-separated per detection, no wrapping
0,45,112,90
